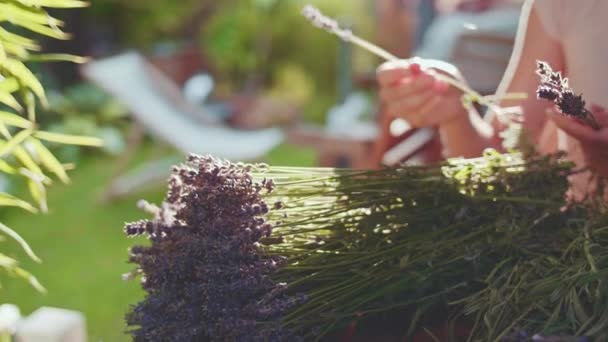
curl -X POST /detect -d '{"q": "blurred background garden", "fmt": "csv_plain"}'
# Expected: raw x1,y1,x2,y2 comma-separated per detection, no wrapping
0,0,523,340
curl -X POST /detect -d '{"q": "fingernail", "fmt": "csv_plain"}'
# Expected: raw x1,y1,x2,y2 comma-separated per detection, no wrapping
434,79,449,94
409,63,422,77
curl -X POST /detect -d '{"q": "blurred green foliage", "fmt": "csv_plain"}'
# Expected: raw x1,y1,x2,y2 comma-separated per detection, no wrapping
41,84,130,161
87,0,218,46
202,0,376,123
0,0,102,292
88,0,377,124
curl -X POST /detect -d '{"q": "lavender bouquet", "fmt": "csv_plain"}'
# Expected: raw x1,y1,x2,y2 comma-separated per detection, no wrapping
123,150,608,341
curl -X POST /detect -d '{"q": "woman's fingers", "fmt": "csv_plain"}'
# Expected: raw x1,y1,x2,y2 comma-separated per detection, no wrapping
548,109,607,144
407,93,464,128
402,96,445,128
377,59,463,128
590,104,608,127
385,88,435,121
379,74,435,103
377,60,411,87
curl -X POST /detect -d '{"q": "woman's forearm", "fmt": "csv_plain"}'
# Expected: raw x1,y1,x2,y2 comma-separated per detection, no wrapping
438,108,503,158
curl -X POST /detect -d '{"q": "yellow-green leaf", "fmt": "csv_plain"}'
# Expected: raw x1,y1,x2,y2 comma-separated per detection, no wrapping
0,26,38,50
0,2,64,26
0,159,17,174
0,110,32,128
34,131,103,146
24,90,35,121
1,59,46,106
0,40,5,62
24,53,88,63
0,3,69,40
0,39,30,58
0,121,11,139
0,192,37,213
0,77,19,93
26,177,47,212
0,221,41,263
12,265,46,293
0,91,23,112
28,138,69,183
13,144,42,175
15,0,89,9
11,20,70,40
0,128,33,157
0,253,17,269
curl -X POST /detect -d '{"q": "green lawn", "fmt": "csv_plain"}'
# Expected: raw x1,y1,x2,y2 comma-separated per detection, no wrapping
0,143,315,341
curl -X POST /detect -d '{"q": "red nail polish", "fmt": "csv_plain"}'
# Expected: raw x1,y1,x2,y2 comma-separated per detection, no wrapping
409,63,422,77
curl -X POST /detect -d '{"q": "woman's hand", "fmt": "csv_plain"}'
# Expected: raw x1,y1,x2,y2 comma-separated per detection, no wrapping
376,59,467,129
549,105,608,177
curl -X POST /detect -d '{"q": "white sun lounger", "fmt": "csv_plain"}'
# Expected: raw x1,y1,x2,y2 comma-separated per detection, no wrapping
81,51,284,200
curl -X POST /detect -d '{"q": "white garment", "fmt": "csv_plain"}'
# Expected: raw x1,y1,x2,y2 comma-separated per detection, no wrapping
414,6,522,60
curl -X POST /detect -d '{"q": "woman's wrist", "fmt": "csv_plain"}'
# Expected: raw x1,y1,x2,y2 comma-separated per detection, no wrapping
438,107,497,158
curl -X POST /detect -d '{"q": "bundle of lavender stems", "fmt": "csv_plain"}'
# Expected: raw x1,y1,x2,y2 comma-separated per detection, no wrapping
123,149,607,341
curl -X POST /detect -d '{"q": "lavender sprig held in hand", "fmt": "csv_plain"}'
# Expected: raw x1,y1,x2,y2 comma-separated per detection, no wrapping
536,60,601,130
302,4,526,118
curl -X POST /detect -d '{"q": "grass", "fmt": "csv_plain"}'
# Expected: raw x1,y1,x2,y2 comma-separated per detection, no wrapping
0,142,316,341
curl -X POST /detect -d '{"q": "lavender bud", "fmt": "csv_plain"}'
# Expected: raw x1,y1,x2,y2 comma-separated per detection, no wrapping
302,5,338,31
557,90,586,118
260,203,269,214
536,86,559,102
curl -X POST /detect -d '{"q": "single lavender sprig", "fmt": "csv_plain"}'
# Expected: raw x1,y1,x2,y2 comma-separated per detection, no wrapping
301,4,524,116
536,60,600,130
302,5,398,62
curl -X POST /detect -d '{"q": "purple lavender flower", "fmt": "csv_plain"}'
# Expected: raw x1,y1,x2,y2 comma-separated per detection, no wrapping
536,86,560,102
124,154,305,341
536,60,600,130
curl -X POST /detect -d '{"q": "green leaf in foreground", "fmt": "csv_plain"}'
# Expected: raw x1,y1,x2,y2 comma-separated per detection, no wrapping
28,138,70,183
0,251,46,293
34,131,103,146
0,192,37,213
24,53,89,63
0,222,41,263
0,110,33,128
0,128,34,157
